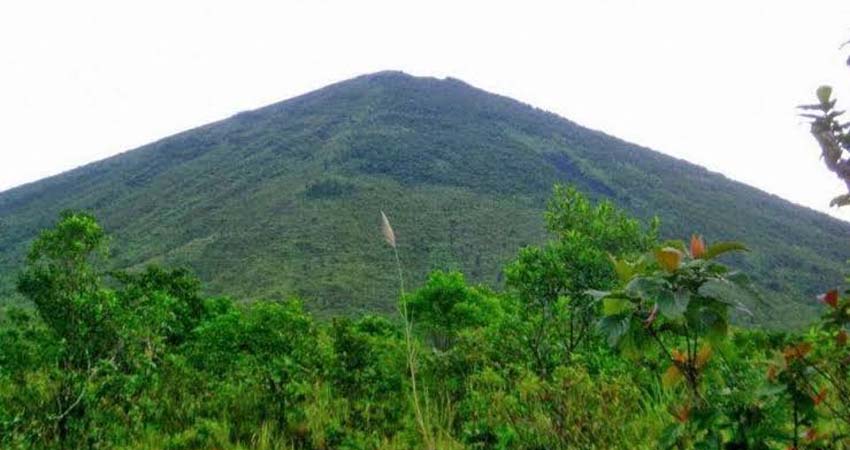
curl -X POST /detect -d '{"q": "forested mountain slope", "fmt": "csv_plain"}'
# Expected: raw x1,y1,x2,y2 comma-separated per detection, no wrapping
1,71,847,324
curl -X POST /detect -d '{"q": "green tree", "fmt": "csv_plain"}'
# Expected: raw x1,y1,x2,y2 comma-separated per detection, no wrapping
17,211,117,368
13,212,122,445
505,185,657,373
405,271,501,350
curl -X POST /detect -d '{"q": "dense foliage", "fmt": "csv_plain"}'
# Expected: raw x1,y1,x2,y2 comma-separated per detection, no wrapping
3,187,850,449
1,72,848,326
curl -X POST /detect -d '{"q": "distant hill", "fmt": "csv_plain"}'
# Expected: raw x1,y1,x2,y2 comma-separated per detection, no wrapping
2,71,848,326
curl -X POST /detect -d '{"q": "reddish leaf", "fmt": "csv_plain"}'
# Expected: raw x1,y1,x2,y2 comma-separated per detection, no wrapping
818,289,839,308
783,343,812,363
674,404,690,423
805,427,818,442
812,388,827,406
671,348,687,364
766,365,778,382
837,329,848,347
695,345,712,370
690,234,706,259
662,365,683,388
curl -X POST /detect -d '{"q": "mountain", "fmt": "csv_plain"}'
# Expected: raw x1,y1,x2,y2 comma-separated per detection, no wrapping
1,71,848,326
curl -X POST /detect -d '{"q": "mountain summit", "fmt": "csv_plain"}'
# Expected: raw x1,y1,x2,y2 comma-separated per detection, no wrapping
1,71,848,323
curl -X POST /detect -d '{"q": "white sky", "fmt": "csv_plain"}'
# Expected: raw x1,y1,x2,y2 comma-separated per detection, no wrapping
2,1,850,219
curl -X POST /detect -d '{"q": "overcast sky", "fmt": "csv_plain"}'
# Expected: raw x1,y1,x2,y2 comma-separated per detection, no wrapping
2,1,850,219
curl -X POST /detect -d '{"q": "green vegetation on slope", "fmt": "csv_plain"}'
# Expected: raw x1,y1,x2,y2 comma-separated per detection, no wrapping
5,191,850,449
1,71,848,325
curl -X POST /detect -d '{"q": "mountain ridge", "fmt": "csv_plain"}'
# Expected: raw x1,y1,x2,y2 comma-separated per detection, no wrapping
1,71,848,326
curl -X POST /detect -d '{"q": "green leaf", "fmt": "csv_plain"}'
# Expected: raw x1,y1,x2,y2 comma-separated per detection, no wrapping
602,297,634,316
702,241,748,260
626,277,684,320
610,256,634,282
657,289,689,320
817,85,833,105
756,384,786,398
651,288,684,320
625,276,667,300
586,289,610,302
598,314,631,347
698,279,753,310
725,271,749,285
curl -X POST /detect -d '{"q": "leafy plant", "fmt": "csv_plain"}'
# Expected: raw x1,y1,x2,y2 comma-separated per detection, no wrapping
596,234,755,446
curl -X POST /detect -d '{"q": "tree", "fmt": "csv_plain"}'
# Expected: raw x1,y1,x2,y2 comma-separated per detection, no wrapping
17,211,117,368
14,212,120,444
505,185,658,374
404,271,500,350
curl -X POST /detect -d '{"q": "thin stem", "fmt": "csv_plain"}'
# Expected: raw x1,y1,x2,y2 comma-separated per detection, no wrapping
393,246,433,450
647,325,673,362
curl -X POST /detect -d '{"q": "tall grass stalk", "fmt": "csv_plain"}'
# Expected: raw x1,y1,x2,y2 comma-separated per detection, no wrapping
380,211,434,450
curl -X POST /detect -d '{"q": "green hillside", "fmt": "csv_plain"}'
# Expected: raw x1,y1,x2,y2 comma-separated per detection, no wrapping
1,71,848,324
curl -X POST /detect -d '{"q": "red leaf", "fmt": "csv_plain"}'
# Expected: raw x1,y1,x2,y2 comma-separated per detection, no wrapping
812,388,827,406
673,404,690,423
671,349,687,364
783,343,812,363
805,427,818,442
838,330,848,347
818,289,839,308
766,365,778,382
690,234,706,259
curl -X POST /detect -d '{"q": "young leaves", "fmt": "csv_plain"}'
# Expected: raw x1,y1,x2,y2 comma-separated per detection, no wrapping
701,241,748,260
689,234,705,259
655,248,682,272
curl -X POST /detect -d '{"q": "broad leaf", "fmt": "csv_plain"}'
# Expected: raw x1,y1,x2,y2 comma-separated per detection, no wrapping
586,289,610,302
625,276,667,299
599,314,631,347
817,85,833,105
609,255,629,282
652,288,686,320
698,279,754,313
602,297,634,316
702,241,747,260
658,289,689,320
626,277,684,320
655,247,682,272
